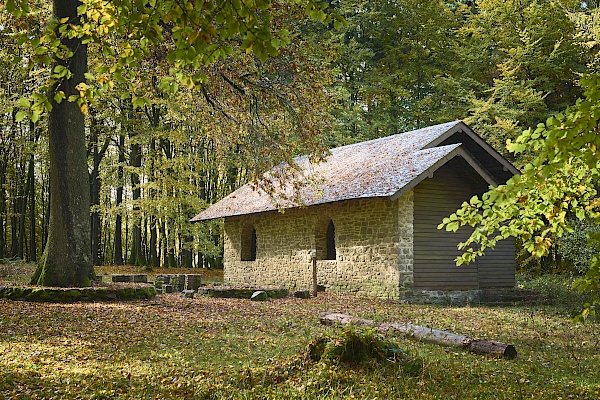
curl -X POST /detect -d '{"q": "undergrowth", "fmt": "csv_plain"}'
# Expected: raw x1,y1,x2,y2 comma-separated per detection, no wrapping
517,273,598,320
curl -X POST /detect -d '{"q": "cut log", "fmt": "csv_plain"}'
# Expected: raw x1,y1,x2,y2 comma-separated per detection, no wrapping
320,312,517,360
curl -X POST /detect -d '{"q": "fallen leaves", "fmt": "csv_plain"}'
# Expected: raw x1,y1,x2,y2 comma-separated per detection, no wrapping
0,270,599,398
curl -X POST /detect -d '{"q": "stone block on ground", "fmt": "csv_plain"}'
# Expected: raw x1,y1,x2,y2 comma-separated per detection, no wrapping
162,284,174,294
250,291,268,301
182,290,195,299
294,290,311,299
173,275,186,292
185,275,202,291
132,274,148,283
198,286,288,299
111,274,133,283
112,274,147,283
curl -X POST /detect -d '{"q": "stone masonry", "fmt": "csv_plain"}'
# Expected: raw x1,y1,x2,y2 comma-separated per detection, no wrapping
397,190,414,297
223,191,415,299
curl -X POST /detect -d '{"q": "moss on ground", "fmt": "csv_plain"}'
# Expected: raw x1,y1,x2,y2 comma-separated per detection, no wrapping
0,285,156,302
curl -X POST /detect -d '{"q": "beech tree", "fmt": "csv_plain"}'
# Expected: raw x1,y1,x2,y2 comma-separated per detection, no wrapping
325,0,460,143
6,0,336,287
440,76,600,318
28,0,92,286
439,3,600,316
459,0,587,164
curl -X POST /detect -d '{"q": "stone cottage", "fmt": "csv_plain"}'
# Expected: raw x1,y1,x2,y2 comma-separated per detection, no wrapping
191,121,519,299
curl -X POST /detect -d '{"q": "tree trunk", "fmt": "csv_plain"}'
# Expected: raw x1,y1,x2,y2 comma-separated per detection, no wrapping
128,138,146,266
148,138,159,267
31,0,94,287
41,172,50,253
320,312,517,359
89,168,102,266
103,209,111,262
18,167,27,260
149,216,159,267
27,152,36,262
10,195,19,258
0,155,6,259
160,220,167,267
89,112,109,266
113,134,125,265
180,235,193,269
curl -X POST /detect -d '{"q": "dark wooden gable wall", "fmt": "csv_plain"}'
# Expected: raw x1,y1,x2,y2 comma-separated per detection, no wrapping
412,158,515,291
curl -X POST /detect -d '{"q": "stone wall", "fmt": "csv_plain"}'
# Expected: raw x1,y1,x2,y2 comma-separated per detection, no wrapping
223,192,415,298
397,190,414,296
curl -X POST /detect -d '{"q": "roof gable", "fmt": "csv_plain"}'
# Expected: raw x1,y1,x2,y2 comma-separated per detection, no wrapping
191,121,518,222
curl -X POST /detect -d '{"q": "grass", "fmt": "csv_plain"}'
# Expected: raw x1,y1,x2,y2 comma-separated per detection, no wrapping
1,264,599,399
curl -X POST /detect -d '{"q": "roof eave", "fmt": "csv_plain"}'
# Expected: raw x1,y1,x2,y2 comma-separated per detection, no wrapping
389,147,498,202
423,121,520,176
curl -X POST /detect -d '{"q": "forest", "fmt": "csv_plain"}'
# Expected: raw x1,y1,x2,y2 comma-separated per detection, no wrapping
2,1,600,398
1,0,599,278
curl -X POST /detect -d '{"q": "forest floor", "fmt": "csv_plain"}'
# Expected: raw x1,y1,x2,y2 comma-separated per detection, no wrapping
0,264,599,399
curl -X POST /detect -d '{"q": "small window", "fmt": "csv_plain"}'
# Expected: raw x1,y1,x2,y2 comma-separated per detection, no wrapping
241,224,257,261
315,217,336,260
326,220,336,260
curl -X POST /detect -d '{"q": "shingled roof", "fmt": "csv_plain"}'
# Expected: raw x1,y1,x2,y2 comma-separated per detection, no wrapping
191,120,518,222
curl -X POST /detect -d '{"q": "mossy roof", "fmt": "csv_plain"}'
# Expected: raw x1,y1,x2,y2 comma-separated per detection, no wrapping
191,120,518,222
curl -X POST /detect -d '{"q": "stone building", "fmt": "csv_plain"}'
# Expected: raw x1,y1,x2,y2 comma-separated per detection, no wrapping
191,121,519,299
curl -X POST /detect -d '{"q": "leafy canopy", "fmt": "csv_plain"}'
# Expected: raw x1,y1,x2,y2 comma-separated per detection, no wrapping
440,75,600,318
6,0,340,120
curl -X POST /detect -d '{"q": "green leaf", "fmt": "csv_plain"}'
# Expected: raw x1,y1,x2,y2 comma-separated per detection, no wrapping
54,91,66,104
132,97,144,108
31,110,40,123
53,65,69,78
6,0,16,13
18,98,30,108
15,111,27,123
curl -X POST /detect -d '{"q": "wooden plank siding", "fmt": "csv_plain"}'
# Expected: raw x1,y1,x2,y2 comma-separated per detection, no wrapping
478,236,515,287
412,161,515,290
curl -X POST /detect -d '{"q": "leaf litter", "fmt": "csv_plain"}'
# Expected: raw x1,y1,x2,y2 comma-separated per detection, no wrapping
0,285,599,398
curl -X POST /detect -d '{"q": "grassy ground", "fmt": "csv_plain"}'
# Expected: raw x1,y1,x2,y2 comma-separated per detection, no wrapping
1,264,599,399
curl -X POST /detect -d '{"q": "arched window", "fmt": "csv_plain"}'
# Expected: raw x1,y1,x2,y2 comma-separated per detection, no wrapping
241,224,257,261
315,217,336,260
326,220,336,260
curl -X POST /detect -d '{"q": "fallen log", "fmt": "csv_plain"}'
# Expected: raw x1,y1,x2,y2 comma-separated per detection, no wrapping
320,312,517,360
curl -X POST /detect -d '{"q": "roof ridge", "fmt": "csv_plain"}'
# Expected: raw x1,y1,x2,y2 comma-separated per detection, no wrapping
329,120,463,154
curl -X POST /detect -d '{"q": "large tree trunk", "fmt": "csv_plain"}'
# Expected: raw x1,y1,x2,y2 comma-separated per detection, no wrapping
31,0,94,287
320,312,517,359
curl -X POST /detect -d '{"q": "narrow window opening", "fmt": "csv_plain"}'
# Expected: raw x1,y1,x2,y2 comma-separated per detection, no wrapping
241,225,257,261
249,228,257,261
315,217,336,260
325,220,336,260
